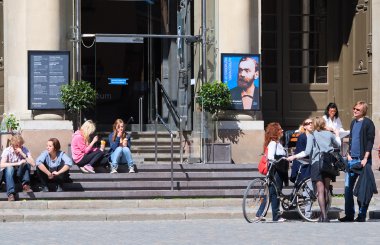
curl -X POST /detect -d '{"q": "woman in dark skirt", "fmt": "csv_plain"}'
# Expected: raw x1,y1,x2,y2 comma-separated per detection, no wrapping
288,117,341,222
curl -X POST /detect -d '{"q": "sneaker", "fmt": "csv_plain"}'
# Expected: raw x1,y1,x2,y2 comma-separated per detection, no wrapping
129,166,135,173
79,166,89,173
7,193,15,201
56,185,64,192
83,164,95,174
338,216,354,222
110,167,118,174
253,216,266,223
22,184,33,193
274,217,286,223
41,186,49,192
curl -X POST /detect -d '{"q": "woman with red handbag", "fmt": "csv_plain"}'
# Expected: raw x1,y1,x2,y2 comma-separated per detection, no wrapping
256,122,288,222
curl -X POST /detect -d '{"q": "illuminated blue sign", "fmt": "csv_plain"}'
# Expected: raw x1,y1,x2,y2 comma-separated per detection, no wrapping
108,78,129,85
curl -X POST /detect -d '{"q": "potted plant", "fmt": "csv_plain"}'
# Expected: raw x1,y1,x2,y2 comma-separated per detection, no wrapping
1,113,20,133
196,80,231,117
196,81,232,163
60,80,97,129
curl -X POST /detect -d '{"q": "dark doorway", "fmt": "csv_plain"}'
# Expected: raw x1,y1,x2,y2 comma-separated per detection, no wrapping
81,0,163,127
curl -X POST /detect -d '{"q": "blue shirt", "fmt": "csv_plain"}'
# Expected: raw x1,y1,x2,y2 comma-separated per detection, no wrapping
350,120,363,157
36,150,73,168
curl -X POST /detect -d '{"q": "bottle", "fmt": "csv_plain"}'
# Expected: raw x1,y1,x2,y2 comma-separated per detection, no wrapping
0,117,6,132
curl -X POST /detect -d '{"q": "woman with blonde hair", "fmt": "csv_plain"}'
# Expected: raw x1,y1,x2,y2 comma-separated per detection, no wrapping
288,117,341,222
108,119,135,173
71,120,104,173
289,118,313,183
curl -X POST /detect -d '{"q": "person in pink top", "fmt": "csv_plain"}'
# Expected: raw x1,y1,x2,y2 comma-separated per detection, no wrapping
71,120,104,173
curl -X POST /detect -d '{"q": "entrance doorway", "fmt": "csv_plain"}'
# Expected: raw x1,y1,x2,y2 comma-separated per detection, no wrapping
81,0,162,127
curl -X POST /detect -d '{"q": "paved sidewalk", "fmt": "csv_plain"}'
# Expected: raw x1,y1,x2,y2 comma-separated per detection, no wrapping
1,197,380,222
0,219,380,245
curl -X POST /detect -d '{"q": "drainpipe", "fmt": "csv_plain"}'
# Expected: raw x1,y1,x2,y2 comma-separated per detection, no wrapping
74,0,81,81
202,0,207,84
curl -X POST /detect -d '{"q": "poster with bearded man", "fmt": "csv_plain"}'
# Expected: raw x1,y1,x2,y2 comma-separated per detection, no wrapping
221,54,260,110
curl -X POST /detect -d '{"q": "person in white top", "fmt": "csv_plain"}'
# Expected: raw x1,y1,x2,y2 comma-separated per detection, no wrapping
255,122,288,222
323,103,343,132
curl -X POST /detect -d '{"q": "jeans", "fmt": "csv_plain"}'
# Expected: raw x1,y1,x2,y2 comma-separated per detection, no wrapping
344,158,371,218
110,146,134,168
4,164,31,195
256,171,283,221
303,180,313,219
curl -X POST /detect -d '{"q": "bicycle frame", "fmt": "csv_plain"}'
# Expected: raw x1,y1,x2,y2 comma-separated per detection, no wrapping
265,158,312,210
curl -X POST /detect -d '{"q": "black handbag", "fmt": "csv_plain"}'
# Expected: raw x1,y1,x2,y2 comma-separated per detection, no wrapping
312,134,340,177
274,143,289,174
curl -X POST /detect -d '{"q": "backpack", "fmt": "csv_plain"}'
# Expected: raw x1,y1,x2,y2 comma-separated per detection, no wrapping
258,147,268,175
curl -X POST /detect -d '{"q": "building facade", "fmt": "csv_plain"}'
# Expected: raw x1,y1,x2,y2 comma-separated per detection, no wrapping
1,0,379,167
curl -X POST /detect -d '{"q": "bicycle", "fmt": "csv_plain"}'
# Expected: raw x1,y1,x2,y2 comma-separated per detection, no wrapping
242,158,331,222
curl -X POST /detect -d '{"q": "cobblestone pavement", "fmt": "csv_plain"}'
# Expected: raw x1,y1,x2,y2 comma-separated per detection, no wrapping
1,219,380,245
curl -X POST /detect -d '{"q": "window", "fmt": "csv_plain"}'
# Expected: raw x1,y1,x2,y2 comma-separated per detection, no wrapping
288,0,327,83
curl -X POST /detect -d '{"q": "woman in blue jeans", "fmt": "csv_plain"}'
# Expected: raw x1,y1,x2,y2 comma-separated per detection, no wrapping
256,122,288,222
108,119,135,174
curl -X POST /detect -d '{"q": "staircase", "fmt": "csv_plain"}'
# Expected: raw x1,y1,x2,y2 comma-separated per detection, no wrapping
130,131,182,164
98,131,183,164
3,162,380,201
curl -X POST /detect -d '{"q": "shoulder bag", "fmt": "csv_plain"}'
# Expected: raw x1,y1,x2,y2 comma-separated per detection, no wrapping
274,143,289,174
258,147,268,175
312,134,340,176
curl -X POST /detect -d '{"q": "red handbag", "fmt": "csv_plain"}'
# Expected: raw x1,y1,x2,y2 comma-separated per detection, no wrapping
258,147,269,175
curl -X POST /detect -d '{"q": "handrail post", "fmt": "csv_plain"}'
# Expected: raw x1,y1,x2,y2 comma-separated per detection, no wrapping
139,96,143,132
179,118,183,164
154,80,158,164
170,133,174,191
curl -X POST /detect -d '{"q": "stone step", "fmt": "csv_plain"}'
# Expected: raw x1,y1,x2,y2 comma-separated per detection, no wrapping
53,180,254,191
2,198,380,223
6,197,380,210
131,138,181,143
133,147,182,154
66,172,259,181
0,189,249,201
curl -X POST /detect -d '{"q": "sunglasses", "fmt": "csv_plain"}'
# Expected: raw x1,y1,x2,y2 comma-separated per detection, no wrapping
353,107,361,112
303,122,312,126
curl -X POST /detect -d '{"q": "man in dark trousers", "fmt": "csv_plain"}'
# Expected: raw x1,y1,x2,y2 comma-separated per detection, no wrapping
339,101,375,222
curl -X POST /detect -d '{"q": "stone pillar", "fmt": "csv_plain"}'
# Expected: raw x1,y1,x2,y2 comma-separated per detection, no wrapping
371,1,380,169
4,0,70,119
3,0,73,156
215,0,264,163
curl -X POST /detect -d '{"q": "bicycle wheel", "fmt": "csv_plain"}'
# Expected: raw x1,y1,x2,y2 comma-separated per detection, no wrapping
242,178,270,223
296,178,320,222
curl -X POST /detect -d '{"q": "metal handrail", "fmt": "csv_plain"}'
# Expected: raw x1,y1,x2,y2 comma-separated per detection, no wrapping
155,79,183,164
155,78,181,125
156,114,175,191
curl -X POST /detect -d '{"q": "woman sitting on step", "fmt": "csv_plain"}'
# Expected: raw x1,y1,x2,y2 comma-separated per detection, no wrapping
36,138,72,192
108,119,135,174
71,120,105,174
